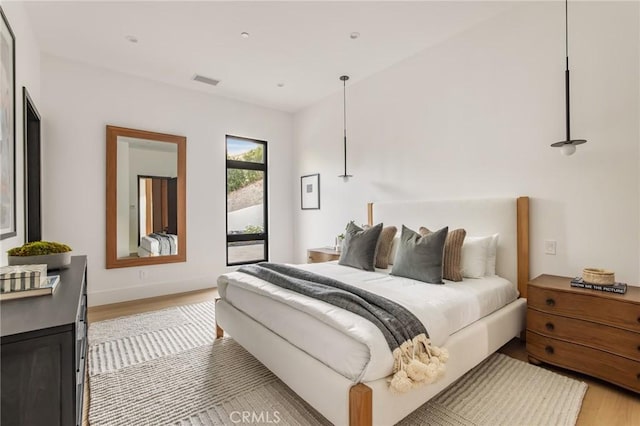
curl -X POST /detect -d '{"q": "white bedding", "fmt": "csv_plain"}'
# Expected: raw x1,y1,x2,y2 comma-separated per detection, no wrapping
217,261,518,383
137,233,178,257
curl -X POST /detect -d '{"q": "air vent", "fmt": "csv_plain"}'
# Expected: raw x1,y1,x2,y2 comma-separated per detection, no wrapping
192,74,220,86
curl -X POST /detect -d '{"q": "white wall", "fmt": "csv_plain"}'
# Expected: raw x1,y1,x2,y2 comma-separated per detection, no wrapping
41,55,294,306
293,2,640,285
0,1,41,263
638,0,640,284
228,205,263,233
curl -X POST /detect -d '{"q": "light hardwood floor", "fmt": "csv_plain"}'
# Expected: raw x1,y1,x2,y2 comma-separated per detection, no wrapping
499,339,640,426
87,288,219,323
84,290,639,426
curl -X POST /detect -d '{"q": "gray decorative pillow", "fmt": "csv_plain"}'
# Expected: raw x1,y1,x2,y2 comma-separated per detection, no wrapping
391,225,448,284
338,222,383,271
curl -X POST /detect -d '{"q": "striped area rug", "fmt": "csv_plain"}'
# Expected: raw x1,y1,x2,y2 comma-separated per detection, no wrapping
88,301,587,425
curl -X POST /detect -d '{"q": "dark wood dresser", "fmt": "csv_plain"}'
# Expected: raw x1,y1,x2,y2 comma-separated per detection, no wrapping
526,274,640,393
1,256,88,425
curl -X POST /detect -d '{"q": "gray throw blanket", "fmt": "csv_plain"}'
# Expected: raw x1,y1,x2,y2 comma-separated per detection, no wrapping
238,262,449,392
149,233,176,255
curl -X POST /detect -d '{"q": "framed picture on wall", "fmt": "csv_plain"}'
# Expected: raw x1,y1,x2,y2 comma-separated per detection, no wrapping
0,7,16,240
301,173,320,210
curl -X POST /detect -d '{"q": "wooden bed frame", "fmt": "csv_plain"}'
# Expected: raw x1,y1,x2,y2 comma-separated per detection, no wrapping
216,196,529,426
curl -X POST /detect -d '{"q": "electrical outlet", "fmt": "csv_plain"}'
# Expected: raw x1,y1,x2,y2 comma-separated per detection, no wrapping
544,240,557,255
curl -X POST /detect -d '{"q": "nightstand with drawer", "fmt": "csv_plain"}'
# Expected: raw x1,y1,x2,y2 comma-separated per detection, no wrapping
526,274,640,393
307,247,341,263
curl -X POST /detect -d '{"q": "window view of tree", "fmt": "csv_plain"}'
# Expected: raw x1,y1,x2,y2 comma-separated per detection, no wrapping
227,145,263,192
226,137,267,265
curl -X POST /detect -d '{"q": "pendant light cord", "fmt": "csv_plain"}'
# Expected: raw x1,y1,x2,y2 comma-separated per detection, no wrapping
340,75,350,178
343,78,347,142
565,0,569,69
551,0,586,151
343,78,347,176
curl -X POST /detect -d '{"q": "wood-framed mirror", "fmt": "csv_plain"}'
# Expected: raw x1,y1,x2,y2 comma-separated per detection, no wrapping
106,125,186,269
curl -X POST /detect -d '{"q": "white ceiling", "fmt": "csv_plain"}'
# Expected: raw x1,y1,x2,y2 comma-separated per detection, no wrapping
24,1,515,113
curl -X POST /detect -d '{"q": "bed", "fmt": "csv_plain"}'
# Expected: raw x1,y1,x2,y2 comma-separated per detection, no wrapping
137,233,178,257
216,197,530,425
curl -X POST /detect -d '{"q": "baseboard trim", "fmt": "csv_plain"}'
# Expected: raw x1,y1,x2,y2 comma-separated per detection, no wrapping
87,278,217,307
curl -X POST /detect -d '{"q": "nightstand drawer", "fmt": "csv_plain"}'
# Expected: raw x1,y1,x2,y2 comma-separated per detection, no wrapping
528,285,640,332
527,331,640,393
307,249,340,264
527,309,640,361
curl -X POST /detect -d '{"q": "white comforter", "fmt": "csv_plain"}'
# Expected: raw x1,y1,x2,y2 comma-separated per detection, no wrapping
137,233,178,257
217,261,518,382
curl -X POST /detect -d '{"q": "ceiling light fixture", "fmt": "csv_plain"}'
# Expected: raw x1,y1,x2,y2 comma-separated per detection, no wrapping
338,75,353,181
350,32,360,40
125,35,138,43
551,0,586,156
240,32,250,39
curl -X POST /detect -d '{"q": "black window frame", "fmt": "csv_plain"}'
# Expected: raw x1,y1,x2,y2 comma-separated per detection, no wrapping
225,135,268,266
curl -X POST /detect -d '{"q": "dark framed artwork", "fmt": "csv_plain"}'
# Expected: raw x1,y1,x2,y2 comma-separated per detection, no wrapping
0,7,16,240
301,173,320,210
23,87,42,242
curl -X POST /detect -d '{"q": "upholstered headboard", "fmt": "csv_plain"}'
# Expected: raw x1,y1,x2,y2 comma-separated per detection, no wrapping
368,197,529,297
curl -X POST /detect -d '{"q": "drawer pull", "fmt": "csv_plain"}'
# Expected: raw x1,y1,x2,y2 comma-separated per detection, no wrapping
545,298,555,307
545,346,554,355
545,322,555,331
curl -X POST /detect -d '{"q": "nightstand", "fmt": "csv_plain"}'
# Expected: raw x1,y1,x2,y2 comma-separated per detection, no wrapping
526,274,640,393
307,247,341,263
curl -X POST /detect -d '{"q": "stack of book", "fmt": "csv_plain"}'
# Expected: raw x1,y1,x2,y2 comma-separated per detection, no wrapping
0,264,61,301
570,277,627,294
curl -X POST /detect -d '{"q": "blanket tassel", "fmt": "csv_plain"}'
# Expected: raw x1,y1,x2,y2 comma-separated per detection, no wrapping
388,333,449,394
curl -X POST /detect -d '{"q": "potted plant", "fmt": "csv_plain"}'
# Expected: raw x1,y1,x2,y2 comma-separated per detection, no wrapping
7,241,73,270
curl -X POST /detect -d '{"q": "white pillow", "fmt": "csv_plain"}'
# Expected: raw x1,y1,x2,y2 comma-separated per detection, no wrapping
485,233,499,276
461,236,492,278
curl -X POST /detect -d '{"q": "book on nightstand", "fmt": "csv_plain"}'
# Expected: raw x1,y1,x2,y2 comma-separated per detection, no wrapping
570,277,627,294
0,275,61,301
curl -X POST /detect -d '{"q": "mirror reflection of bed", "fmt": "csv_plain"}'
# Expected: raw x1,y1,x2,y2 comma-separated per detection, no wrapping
137,176,178,257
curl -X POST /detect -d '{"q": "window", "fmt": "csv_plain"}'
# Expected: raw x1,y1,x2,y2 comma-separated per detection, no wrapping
226,135,268,265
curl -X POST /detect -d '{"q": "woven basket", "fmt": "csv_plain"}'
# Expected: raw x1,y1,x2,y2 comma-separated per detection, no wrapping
582,268,615,285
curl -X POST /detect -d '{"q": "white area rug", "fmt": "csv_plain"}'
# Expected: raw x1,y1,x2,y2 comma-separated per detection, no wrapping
88,301,587,425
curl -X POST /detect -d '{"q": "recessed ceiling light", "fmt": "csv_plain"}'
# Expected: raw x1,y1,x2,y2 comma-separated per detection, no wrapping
125,35,138,43
350,32,360,40
277,83,284,88
240,32,250,39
